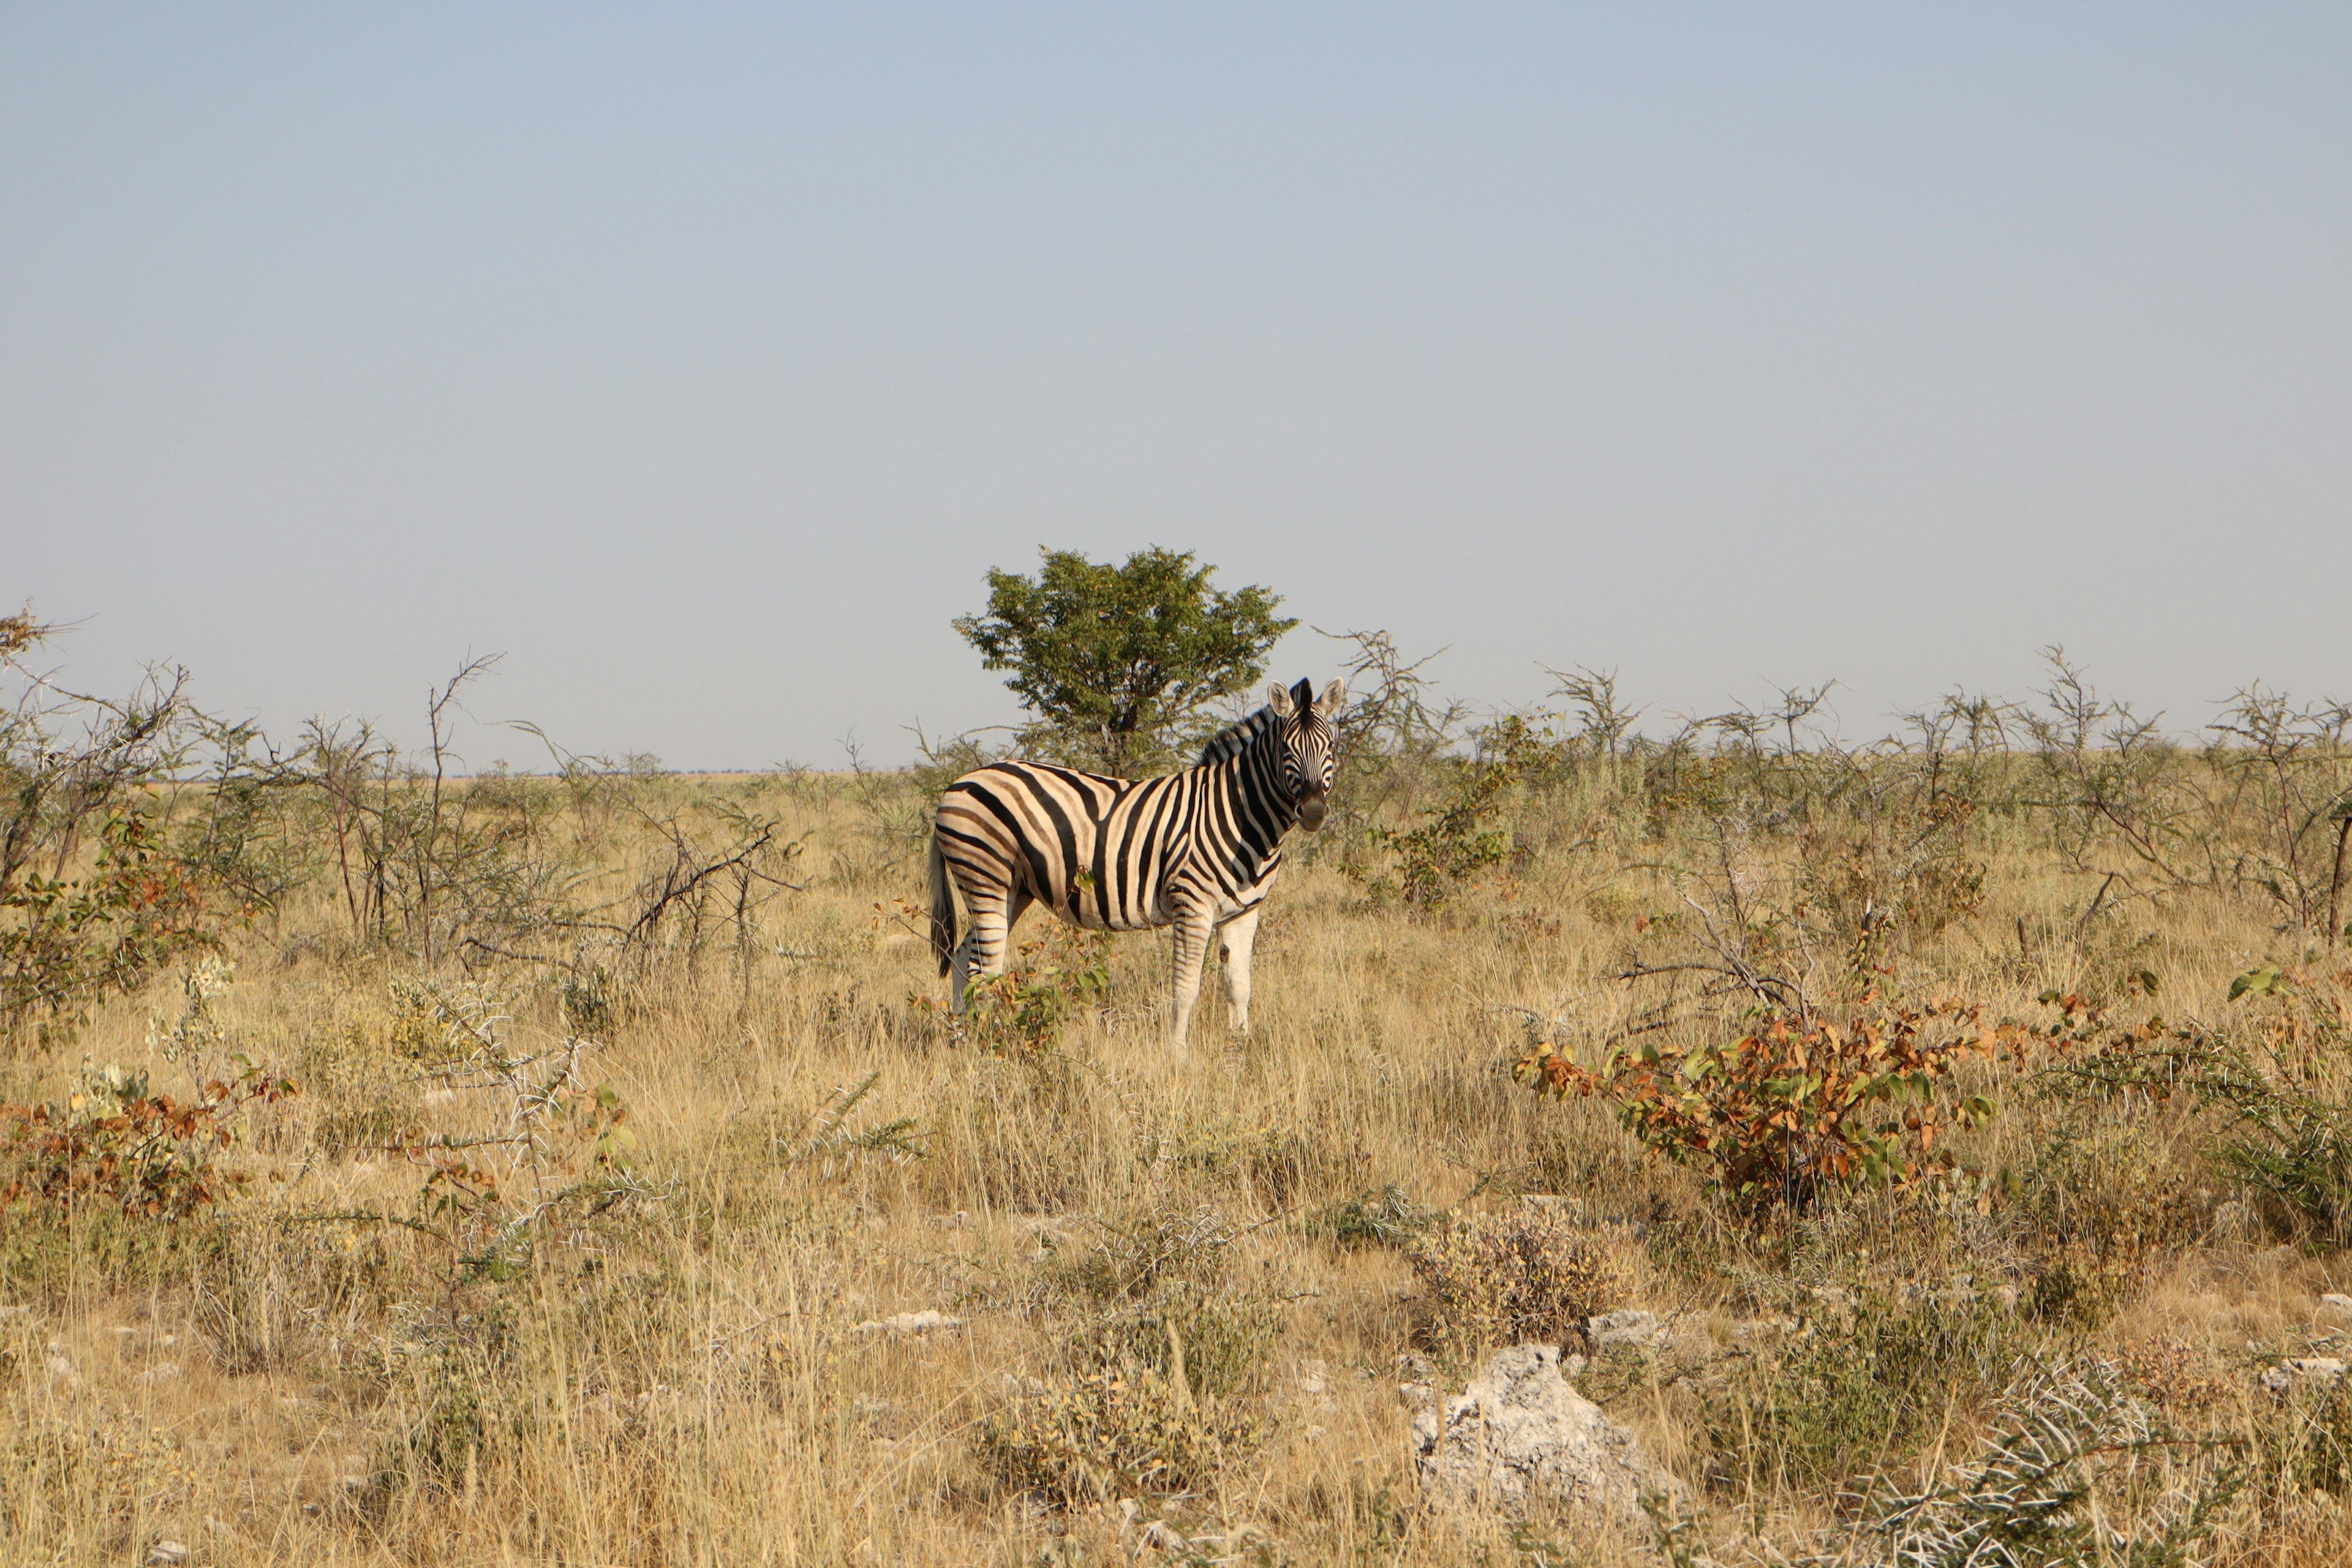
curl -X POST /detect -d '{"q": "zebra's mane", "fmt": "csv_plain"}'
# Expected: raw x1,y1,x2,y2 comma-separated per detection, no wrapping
1195,707,1276,767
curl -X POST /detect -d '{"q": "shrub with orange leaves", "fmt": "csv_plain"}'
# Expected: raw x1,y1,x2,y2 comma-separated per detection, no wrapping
0,1062,294,1221
1513,1002,2001,1213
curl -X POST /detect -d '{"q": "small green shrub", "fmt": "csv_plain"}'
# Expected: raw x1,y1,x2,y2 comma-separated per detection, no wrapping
974,1286,1281,1507
1705,1289,2047,1493
1048,1200,1239,1304
2026,972,2352,1245
975,1358,1265,1507
1341,715,1544,911
914,927,1110,1054
1409,1207,1629,1354
1313,1183,1434,1248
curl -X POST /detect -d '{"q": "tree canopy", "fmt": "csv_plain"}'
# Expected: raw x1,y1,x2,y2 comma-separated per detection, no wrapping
952,547,1297,775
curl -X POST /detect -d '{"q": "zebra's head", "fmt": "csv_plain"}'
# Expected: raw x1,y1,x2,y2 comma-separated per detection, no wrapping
1267,677,1345,831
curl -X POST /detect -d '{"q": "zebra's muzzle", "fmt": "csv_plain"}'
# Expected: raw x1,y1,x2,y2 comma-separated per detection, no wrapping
1297,791,1328,831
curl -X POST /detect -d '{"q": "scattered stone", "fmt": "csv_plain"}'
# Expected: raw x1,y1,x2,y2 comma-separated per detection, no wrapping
1398,1381,1436,1409
1298,1362,1329,1396
2318,1294,2352,1323
148,1541,190,1566
0,1303,33,1321
45,1353,78,1381
137,1362,183,1385
2261,1357,2348,1396
1730,1316,1798,1343
1138,1520,1188,1552
1411,1343,1686,1528
1586,1310,1666,1351
851,1310,968,1336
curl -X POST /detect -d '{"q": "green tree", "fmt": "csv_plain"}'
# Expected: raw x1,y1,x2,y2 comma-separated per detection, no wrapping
953,548,1298,774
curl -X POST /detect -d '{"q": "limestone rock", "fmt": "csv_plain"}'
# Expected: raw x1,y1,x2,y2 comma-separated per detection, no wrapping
850,1310,968,1336
2260,1357,2347,1396
1411,1343,1683,1528
1586,1310,1667,1351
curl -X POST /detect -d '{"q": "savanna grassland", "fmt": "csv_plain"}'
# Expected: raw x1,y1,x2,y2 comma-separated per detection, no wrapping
9,644,2352,1567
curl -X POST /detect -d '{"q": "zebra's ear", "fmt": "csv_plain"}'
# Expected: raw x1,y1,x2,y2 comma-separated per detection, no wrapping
1321,679,1347,710
1268,682,1294,716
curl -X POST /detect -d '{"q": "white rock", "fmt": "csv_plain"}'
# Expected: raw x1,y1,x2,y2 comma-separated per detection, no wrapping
45,1353,78,1380
1586,1310,1666,1351
1139,1520,1188,1552
147,1542,190,1566
851,1310,968,1336
137,1362,183,1385
2318,1293,2352,1322
1731,1317,1798,1343
2261,1357,2348,1395
1411,1343,1684,1528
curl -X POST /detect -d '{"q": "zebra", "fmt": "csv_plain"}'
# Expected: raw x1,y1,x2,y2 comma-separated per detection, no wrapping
926,676,1345,1050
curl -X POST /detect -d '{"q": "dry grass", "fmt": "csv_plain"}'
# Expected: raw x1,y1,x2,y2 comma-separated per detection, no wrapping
5,756,2352,1567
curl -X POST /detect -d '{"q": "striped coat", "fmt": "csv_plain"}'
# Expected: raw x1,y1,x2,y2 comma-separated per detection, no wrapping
927,677,1344,1049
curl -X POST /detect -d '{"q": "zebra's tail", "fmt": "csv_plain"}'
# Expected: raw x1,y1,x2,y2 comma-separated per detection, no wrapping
927,826,956,978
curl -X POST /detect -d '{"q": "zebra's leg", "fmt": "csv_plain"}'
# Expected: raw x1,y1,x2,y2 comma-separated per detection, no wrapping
1167,910,1213,1053
1216,907,1262,1035
952,885,1020,1012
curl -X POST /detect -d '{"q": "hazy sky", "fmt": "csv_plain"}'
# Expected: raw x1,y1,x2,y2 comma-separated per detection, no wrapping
6,5,2347,768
